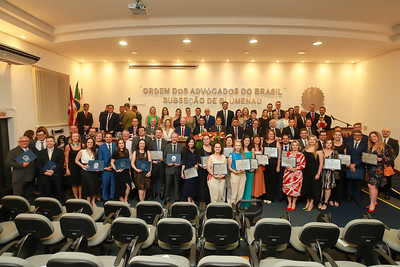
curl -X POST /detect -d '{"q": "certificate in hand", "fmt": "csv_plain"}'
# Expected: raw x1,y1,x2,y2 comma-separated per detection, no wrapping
42,161,57,172
88,160,104,171
166,154,181,164
150,151,163,161
136,161,151,172
235,159,251,171
14,150,37,163
281,156,297,168
264,147,278,158
115,158,131,170
362,152,377,165
324,158,341,170
250,159,258,170
338,154,351,165
201,156,209,167
213,163,228,175
223,147,233,158
255,154,269,165
184,168,198,179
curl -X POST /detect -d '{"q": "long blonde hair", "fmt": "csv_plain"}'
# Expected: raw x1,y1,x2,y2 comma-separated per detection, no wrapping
304,134,318,159
368,131,384,153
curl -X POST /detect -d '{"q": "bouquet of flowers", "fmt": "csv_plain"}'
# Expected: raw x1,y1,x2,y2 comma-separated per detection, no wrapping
193,130,227,149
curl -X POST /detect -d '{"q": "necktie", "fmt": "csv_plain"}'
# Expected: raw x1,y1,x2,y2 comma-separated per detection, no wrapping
224,110,227,126
133,127,137,135
41,141,44,150
108,144,112,155
354,141,359,150
384,138,387,144
157,139,161,151
303,117,306,124
278,110,281,119
304,140,307,146
85,111,87,118
253,128,256,136
285,145,288,151
48,149,52,160
173,144,176,153
290,127,294,137
269,112,272,118
218,125,220,132
200,126,203,132
181,127,184,136
312,112,315,122
234,127,238,139
106,113,111,131
206,116,209,123
308,128,311,135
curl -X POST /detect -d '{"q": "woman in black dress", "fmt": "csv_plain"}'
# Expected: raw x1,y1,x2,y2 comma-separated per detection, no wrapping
332,130,346,207
263,129,281,203
65,132,82,199
301,135,323,211
131,139,152,202
111,139,132,205
181,137,198,203
196,135,212,204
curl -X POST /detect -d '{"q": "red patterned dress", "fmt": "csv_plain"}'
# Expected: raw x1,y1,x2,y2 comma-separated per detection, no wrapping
282,152,306,197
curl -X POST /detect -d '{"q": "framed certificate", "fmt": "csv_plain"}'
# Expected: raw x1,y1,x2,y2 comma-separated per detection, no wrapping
264,147,278,158
136,161,151,172
166,154,181,164
362,152,377,165
223,147,233,158
338,154,351,165
213,163,228,175
42,161,57,172
324,158,341,170
281,156,296,168
235,159,251,171
255,154,269,165
88,160,104,171
184,168,198,179
14,150,37,163
115,158,131,170
250,159,258,170
201,156,209,167
150,151,163,161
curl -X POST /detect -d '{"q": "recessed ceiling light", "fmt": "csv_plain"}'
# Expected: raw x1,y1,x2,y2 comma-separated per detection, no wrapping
351,60,355,63
177,60,180,62
251,59,254,62
152,60,155,62
201,59,205,62
103,60,107,63
276,60,280,63
301,61,305,63
326,60,330,63
20,35,26,39
128,60,131,62
80,60,85,63
226,59,230,62
130,51,138,54
298,51,306,55
182,39,191,43
249,39,258,44
243,51,250,54
313,41,323,46
119,41,128,46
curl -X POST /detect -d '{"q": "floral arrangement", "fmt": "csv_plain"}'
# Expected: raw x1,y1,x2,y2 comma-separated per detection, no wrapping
193,130,228,149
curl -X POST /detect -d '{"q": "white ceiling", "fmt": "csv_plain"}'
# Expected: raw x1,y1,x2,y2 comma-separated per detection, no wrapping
1,0,400,63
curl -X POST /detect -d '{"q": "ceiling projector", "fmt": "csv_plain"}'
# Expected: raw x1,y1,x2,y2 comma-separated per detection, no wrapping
128,0,148,16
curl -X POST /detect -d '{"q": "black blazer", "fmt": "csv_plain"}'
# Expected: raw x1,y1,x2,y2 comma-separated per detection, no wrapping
36,148,65,179
305,127,318,137
193,125,208,136
246,127,263,138
203,115,216,130
210,125,227,133
131,136,152,152
321,115,332,130
99,112,120,133
297,116,307,130
148,138,168,152
299,139,308,152
227,126,244,140
77,111,93,134
387,138,399,158
216,109,235,128
282,126,300,139
306,112,320,128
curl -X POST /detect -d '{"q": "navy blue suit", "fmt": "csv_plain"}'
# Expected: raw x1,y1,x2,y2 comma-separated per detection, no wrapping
98,142,116,200
203,115,215,131
345,139,367,202
175,126,192,137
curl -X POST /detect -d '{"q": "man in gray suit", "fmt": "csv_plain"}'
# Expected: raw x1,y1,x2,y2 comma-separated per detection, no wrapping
148,127,168,200
163,132,184,204
6,136,36,203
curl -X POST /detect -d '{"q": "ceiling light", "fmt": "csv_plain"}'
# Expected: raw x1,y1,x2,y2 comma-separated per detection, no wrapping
301,61,305,63
182,39,191,43
119,41,128,46
276,60,280,63
152,60,155,62
249,39,258,44
313,41,323,46
177,60,180,62
251,59,254,62
243,51,250,54
80,60,85,62
226,59,230,62
103,60,107,62
298,51,306,55
326,60,330,63
21,35,26,39
128,60,131,62
130,51,138,54
351,60,355,63
201,59,205,62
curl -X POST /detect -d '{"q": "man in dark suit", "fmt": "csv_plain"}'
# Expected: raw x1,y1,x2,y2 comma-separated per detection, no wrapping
210,117,227,133
305,118,318,137
346,123,368,145
98,133,116,202
29,128,47,155
272,101,285,119
299,128,308,151
99,104,120,135
297,109,308,130
131,126,152,152
203,108,215,130
148,127,168,200
76,103,93,135
175,118,192,138
317,130,327,150
345,130,367,205
128,118,140,137
227,118,244,140
216,101,235,128
319,106,332,130
266,103,274,119
193,117,207,135
382,128,399,199
293,105,302,127
6,136,36,203
268,120,282,139
306,104,320,128
164,132,184,203
36,136,65,204
246,119,263,138
282,119,300,140
145,117,157,139
193,107,202,127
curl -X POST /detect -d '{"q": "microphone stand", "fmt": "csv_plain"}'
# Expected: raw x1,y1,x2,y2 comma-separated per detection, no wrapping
330,115,352,127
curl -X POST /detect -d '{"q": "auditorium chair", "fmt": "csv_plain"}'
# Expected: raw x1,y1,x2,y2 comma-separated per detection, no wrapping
0,218,19,246
34,197,65,221
128,254,191,267
157,218,196,255
59,213,110,252
204,202,234,220
0,196,34,221
257,259,325,267
246,218,292,259
383,227,400,255
65,199,104,221
236,199,263,225
103,201,136,224
0,256,36,267
197,255,251,267
169,202,200,236
135,201,166,225
46,251,124,267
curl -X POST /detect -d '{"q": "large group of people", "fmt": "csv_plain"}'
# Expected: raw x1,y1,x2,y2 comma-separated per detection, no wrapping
6,101,399,213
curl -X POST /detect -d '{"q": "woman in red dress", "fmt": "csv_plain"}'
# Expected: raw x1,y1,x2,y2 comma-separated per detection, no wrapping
282,140,306,211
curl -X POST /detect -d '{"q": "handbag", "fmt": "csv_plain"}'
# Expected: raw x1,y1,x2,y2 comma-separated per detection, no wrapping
384,165,395,176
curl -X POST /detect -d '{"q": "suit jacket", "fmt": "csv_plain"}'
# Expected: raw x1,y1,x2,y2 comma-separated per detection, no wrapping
6,146,36,182
299,139,308,152
145,126,157,136
29,139,46,155
193,125,207,136
273,109,285,119
203,115,215,130
227,126,244,140
305,127,318,137
193,115,202,127
164,143,184,175
131,136,152,152
98,142,117,167
297,116,307,130
317,140,324,151
306,112,320,128
246,127,263,138
387,138,399,158
36,148,65,179
210,125,227,133
345,139,367,179
128,126,139,136
99,112,120,133
268,127,282,139
148,138,168,164
282,126,300,140
77,111,93,135
175,126,192,137
216,109,235,128
320,115,332,130
346,134,368,146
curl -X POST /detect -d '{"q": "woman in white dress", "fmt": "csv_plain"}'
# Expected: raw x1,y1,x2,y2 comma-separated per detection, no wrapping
163,119,174,141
